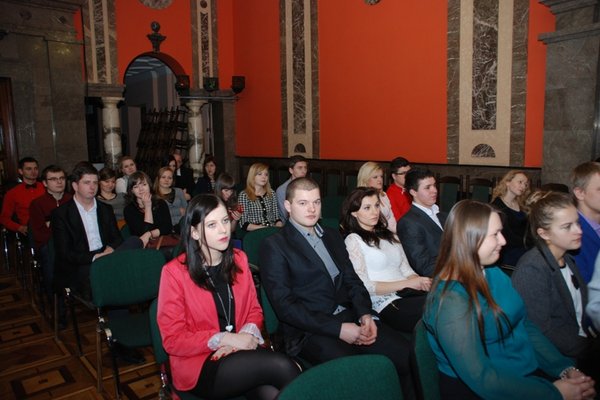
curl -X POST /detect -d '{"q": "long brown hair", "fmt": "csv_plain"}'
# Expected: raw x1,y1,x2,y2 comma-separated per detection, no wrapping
244,163,273,201
431,200,509,352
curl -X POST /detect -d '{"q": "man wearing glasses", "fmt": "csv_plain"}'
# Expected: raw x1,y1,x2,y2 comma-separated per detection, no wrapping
29,165,72,303
386,157,412,221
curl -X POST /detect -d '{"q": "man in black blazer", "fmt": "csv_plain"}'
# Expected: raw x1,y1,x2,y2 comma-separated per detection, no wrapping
52,164,144,299
397,169,447,277
173,153,195,198
259,178,411,394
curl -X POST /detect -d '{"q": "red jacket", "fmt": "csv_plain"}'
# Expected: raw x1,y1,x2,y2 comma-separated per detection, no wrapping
157,249,264,391
29,191,72,250
0,182,45,232
386,183,412,221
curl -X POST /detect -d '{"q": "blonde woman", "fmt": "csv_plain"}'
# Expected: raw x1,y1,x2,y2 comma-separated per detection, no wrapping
115,155,137,194
491,170,530,265
238,163,282,231
357,162,396,233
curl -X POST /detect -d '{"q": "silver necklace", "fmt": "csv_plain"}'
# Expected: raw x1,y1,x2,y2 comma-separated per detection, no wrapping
215,283,233,332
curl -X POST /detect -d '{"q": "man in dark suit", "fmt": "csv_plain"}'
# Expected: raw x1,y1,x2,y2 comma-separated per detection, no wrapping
173,153,195,199
52,164,145,300
259,177,411,396
397,168,447,277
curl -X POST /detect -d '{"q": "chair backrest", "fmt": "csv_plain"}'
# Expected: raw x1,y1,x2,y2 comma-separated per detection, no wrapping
467,177,494,203
411,320,441,400
259,285,279,335
438,175,463,213
321,195,345,219
149,298,168,364
90,248,166,307
242,227,279,266
277,354,403,400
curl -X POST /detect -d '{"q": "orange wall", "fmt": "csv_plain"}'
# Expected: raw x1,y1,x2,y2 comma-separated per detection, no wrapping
524,1,555,167
233,0,282,157
319,1,447,162
115,1,192,84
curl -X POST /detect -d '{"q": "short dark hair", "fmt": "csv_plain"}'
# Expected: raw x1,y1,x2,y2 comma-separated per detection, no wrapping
71,164,98,183
98,167,117,181
286,177,320,201
18,157,38,169
41,165,65,181
288,155,308,169
405,168,435,193
390,157,410,173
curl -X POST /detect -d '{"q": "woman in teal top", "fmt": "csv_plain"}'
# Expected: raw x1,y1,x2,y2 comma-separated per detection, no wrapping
422,200,595,400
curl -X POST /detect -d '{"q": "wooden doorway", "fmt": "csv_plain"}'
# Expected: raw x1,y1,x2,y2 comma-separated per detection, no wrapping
0,77,18,184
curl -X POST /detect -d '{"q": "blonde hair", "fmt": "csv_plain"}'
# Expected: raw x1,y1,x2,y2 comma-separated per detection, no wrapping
245,163,273,201
357,162,384,189
491,170,530,211
153,167,174,199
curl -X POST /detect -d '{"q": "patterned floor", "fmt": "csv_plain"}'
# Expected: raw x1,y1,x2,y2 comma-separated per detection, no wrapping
0,255,162,399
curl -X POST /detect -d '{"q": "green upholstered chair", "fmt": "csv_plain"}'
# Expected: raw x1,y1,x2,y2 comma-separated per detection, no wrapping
325,169,342,196
277,354,403,400
438,175,463,213
411,319,441,400
319,217,340,230
466,177,494,203
90,248,166,398
241,227,279,266
321,195,345,219
149,299,245,400
120,224,131,240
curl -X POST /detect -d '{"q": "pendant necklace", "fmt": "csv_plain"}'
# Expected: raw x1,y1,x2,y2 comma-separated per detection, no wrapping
215,283,233,332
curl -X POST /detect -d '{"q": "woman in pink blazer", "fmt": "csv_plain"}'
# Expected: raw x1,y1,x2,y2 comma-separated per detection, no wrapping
158,194,300,399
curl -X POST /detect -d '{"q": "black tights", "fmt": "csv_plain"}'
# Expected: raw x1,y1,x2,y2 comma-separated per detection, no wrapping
191,348,300,400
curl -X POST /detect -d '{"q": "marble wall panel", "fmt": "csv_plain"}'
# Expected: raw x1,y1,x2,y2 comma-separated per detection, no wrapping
292,0,306,135
447,0,461,164
509,0,528,165
200,12,210,78
472,0,498,130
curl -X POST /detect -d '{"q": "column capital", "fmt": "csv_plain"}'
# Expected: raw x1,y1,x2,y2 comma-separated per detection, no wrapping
101,97,124,108
186,99,207,112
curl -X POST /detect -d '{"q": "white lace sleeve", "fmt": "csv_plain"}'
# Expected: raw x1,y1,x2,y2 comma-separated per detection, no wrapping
345,234,376,294
239,323,265,345
396,241,418,278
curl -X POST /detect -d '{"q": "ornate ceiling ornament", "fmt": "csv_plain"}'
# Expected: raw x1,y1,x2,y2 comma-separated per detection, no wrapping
364,0,381,4
138,0,173,10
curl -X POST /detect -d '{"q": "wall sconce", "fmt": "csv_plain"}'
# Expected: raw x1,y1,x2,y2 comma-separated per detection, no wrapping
203,77,219,93
175,74,190,96
231,76,245,94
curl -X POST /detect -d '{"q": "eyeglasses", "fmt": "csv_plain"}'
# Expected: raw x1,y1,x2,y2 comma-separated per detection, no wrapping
46,177,66,182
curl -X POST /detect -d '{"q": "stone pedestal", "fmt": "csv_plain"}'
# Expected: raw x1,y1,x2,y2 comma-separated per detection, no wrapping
187,100,206,179
101,97,123,170
540,0,600,185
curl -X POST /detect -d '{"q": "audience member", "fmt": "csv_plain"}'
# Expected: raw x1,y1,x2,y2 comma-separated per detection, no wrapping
123,171,173,239
423,200,596,400
397,168,446,277
163,155,177,171
96,167,126,224
157,194,300,398
513,191,599,383
357,162,396,233
259,178,413,399
52,164,145,301
491,170,530,265
386,157,412,221
340,187,431,333
588,254,600,330
572,161,600,282
115,156,137,194
238,163,282,231
0,157,45,234
173,152,195,199
193,155,218,196
154,167,188,232
29,165,72,299
214,172,242,232
275,155,308,222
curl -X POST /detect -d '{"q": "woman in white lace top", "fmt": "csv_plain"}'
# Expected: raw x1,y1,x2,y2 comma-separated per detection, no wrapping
341,187,431,332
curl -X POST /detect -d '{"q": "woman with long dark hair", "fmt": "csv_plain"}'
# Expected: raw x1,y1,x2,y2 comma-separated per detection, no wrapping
423,200,595,400
214,172,243,232
123,171,172,238
340,187,431,333
157,195,300,399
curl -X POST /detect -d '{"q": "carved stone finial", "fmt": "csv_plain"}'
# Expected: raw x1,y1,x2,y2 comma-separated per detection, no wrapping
147,21,166,53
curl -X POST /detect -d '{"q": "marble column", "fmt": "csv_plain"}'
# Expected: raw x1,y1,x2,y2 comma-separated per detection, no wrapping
187,99,206,179
539,0,600,185
101,97,123,170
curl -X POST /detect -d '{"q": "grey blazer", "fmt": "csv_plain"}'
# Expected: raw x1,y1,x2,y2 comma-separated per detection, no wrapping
396,205,447,277
512,244,589,358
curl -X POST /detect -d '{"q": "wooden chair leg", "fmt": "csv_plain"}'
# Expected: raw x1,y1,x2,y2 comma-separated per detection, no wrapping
65,289,83,356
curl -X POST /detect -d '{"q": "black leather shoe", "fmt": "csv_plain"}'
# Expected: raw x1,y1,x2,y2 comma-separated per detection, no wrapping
112,342,145,364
